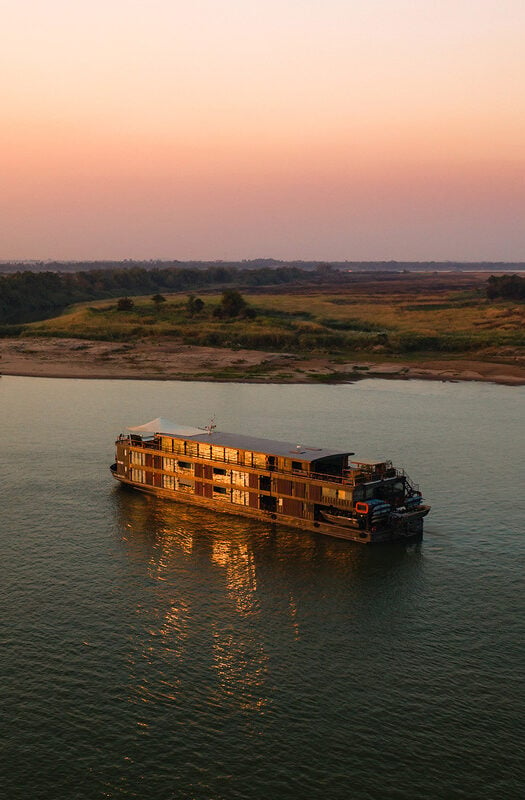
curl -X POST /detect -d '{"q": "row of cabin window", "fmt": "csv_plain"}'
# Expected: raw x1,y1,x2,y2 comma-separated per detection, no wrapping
159,437,306,471
163,457,192,472
128,472,306,515
162,475,193,491
213,486,249,505
129,470,193,490
211,468,249,485
322,486,352,501
130,471,249,504
132,453,250,486
131,459,348,500
161,439,247,462
130,453,194,471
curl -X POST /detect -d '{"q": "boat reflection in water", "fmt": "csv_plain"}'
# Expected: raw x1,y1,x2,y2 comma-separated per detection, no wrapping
111,489,423,715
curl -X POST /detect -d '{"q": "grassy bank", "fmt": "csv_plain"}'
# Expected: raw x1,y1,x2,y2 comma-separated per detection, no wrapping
18,284,524,362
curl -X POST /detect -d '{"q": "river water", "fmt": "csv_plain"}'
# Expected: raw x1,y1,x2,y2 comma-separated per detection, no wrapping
1,376,523,799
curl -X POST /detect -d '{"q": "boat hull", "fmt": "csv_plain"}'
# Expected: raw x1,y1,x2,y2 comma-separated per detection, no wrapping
112,472,423,544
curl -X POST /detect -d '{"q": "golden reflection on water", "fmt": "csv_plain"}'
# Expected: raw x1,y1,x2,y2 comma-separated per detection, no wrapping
211,539,258,614
116,493,276,711
113,489,418,714
211,626,270,711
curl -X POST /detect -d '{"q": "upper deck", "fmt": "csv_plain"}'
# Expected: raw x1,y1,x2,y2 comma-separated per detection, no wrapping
127,417,352,462
117,418,406,488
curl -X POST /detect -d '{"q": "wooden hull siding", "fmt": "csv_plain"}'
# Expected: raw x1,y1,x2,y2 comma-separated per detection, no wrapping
112,428,429,544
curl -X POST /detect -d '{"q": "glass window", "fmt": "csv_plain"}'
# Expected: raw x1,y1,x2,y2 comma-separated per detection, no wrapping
231,470,248,486
224,448,238,463
252,452,265,467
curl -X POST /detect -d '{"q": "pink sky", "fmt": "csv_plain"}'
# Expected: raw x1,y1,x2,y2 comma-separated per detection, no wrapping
1,0,524,261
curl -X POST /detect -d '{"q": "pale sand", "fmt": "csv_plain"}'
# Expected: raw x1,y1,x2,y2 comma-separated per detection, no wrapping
1,337,524,385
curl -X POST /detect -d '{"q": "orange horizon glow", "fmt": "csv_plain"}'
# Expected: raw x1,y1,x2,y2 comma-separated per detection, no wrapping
2,0,525,260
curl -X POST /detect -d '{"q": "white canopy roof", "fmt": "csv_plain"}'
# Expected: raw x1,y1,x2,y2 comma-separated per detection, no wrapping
127,417,205,437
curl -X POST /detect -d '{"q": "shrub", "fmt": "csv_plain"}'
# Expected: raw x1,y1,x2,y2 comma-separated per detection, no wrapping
117,297,134,311
151,293,166,309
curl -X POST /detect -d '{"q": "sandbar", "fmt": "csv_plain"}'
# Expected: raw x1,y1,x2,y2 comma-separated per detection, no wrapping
1,337,524,385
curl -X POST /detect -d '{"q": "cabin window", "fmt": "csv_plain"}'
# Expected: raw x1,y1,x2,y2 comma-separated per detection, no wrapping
178,461,193,471
210,446,224,461
163,457,176,472
322,486,351,501
291,461,303,471
259,475,271,492
231,470,248,486
212,467,230,483
163,474,175,489
196,443,209,459
213,486,228,495
232,489,248,505
178,480,193,492
252,452,266,468
131,451,145,466
224,448,238,463
131,469,145,483
260,495,277,512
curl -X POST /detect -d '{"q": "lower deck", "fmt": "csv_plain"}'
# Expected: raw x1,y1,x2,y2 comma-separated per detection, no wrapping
112,470,425,544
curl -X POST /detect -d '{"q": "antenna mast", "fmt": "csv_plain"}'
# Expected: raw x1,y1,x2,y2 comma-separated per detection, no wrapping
205,416,216,435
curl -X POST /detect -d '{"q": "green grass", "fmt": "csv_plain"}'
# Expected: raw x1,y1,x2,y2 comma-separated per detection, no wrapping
18,288,525,360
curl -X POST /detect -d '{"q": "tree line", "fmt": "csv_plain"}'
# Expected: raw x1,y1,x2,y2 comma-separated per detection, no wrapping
0,265,306,324
486,274,525,301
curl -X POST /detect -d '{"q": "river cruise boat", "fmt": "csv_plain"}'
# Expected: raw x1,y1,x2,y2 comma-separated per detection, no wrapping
110,418,430,543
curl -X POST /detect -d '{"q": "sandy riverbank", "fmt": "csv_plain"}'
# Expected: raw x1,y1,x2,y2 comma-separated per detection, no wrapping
1,337,525,385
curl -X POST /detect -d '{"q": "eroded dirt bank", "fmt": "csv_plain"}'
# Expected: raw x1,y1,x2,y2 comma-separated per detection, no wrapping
1,337,524,385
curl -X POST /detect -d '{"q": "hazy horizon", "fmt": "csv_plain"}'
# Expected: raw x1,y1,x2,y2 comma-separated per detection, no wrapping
2,1,524,261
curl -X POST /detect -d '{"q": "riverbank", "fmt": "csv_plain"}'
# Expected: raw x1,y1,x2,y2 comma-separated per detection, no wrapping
1,336,524,385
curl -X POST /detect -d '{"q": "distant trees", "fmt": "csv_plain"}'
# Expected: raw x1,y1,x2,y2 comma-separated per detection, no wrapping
487,274,525,301
0,264,306,325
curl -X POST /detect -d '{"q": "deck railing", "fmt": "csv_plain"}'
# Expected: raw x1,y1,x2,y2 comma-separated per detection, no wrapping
116,435,409,487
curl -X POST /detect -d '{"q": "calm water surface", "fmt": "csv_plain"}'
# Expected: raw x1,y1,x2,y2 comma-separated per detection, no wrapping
1,376,524,799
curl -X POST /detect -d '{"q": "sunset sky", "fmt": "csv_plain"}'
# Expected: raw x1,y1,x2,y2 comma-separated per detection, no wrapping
2,0,524,261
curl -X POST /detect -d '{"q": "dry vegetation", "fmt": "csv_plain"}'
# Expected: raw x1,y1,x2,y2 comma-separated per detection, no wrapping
2,273,524,384
27,275,525,355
